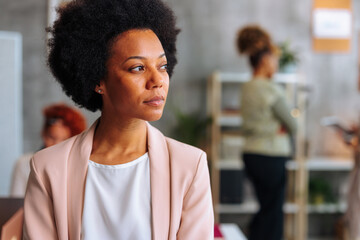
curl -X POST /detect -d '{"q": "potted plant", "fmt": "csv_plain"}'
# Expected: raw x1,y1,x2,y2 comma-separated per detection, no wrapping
308,177,335,205
278,41,299,73
171,108,211,149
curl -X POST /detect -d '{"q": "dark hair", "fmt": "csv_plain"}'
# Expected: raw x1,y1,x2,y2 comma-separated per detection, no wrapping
249,47,272,69
47,0,180,112
236,25,273,70
43,103,87,136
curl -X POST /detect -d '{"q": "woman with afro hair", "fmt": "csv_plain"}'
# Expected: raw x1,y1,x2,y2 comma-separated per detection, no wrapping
23,0,214,239
237,25,296,240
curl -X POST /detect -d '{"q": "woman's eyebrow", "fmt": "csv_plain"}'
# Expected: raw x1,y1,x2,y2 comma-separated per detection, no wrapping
122,56,145,64
122,53,166,64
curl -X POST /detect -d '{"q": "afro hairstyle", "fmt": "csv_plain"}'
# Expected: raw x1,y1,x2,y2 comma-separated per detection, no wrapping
47,0,180,112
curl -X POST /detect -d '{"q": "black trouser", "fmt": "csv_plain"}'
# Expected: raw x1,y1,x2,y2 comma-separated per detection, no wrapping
243,153,288,240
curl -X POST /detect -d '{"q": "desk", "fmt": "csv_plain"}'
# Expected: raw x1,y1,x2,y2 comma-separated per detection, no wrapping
0,198,24,239
220,223,247,240
0,198,23,230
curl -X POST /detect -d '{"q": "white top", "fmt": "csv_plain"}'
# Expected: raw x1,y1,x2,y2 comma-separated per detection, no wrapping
10,152,34,197
81,153,151,240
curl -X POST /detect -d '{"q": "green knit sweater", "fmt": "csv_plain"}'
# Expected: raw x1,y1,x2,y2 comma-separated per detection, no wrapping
240,77,297,157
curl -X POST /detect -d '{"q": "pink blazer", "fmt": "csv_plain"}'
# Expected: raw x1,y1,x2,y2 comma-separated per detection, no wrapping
23,121,214,240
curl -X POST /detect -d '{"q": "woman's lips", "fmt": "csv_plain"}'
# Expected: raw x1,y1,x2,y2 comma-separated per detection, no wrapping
143,96,165,107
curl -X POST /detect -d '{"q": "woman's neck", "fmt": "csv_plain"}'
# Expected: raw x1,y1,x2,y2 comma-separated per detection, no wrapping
90,113,148,165
253,68,273,79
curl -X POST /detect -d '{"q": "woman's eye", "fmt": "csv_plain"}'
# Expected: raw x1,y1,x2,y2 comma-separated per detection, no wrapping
160,64,168,71
130,66,144,72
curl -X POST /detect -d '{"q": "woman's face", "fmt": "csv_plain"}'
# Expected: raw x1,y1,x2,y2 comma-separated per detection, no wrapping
263,53,278,78
98,29,169,122
42,120,71,148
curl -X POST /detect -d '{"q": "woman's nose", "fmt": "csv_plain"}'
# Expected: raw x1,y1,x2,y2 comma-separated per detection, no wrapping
146,69,167,89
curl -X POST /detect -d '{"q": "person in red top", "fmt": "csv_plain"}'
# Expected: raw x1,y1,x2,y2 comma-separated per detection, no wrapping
10,103,86,197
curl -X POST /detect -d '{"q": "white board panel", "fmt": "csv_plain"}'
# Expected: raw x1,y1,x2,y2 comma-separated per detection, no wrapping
0,31,22,196
313,9,352,39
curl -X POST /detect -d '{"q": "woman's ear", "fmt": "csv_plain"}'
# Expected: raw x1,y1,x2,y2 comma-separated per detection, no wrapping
261,54,275,77
95,81,105,94
255,55,269,73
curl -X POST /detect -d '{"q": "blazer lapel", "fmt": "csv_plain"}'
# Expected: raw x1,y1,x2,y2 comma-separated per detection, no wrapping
67,120,97,239
146,122,171,239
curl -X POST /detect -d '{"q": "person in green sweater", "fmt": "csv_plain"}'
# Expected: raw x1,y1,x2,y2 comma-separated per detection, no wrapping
237,25,297,240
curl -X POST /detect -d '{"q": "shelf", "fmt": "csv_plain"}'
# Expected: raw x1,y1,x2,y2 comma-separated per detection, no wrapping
219,223,247,240
306,157,353,171
287,157,353,171
217,202,298,214
217,114,242,127
273,73,302,83
217,72,302,84
217,72,250,83
217,202,347,215
217,158,353,171
217,159,296,171
307,203,347,214
217,159,243,170
208,71,308,238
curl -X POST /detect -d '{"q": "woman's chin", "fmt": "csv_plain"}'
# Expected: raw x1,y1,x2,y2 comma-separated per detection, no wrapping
143,111,164,122
146,115,163,122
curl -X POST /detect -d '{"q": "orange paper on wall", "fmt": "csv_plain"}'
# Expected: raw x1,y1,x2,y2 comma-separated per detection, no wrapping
358,32,360,92
312,0,352,52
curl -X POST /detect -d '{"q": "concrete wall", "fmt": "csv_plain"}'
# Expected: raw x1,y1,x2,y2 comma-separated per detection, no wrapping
0,0,359,194
165,0,360,158
0,0,99,156
0,0,99,195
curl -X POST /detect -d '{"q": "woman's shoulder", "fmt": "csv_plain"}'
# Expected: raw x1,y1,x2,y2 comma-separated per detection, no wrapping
258,80,285,101
31,134,82,171
165,137,205,155
244,78,278,91
267,81,284,93
164,137,207,167
147,122,206,160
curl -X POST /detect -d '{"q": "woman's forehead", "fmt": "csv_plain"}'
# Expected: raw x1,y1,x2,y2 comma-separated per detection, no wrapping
110,29,165,60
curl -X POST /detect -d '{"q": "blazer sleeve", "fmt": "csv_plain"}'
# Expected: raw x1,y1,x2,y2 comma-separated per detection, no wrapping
177,152,214,239
23,158,58,240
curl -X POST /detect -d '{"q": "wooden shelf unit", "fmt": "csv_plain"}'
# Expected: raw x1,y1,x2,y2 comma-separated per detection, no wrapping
207,71,308,240
216,157,352,216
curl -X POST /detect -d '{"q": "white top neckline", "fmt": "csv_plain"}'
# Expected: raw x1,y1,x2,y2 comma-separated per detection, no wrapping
81,152,151,240
88,152,148,169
